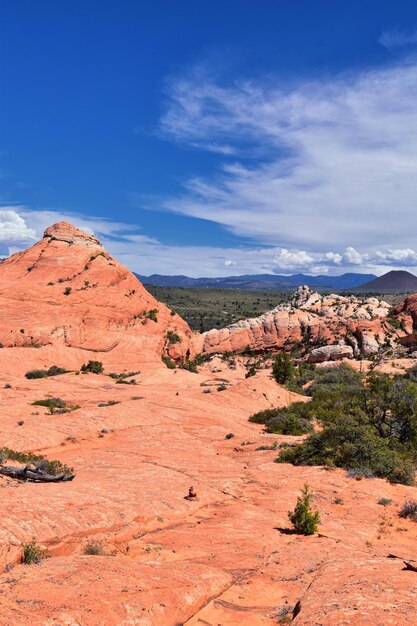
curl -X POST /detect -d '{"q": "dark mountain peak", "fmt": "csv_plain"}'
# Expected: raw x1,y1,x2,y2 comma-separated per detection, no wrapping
354,270,417,293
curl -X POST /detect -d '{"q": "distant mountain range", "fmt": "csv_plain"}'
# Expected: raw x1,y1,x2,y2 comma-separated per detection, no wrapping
353,270,417,293
136,272,378,291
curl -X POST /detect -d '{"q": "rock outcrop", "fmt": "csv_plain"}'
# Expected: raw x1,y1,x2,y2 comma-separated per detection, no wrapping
0,222,194,361
0,224,416,624
195,286,410,360
308,343,354,363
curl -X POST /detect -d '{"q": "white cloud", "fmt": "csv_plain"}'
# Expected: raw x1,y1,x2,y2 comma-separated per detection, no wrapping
2,205,417,276
342,247,364,265
158,60,417,258
374,248,417,265
0,208,36,244
324,252,342,264
272,248,314,270
379,28,417,51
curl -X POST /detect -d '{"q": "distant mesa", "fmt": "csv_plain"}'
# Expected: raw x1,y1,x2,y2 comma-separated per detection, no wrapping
353,270,417,294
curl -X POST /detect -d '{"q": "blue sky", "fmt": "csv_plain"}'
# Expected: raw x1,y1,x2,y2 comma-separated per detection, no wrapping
1,0,417,276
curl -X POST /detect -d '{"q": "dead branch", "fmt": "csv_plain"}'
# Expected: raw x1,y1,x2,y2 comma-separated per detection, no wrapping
0,463,74,482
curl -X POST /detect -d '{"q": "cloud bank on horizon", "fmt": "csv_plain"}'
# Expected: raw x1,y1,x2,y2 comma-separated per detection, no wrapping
1,46,417,277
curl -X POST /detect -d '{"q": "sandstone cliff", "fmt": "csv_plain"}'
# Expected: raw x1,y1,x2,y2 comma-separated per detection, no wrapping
0,222,194,361
195,285,413,359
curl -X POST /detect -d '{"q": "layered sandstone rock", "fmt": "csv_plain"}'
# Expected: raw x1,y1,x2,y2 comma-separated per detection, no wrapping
0,222,194,361
0,226,417,624
394,293,417,352
308,343,354,363
196,285,410,360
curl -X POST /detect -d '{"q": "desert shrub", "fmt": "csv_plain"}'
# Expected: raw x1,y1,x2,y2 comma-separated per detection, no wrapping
404,364,417,383
0,447,73,476
108,371,139,380
46,365,69,376
25,365,69,379
32,397,66,413
84,540,105,555
378,498,392,506
81,360,103,374
217,383,227,391
399,500,417,521
249,408,280,424
161,355,176,369
180,359,198,373
245,365,258,378
266,413,313,436
145,309,158,322
288,483,320,535
116,378,137,385
22,538,48,564
31,397,80,414
284,362,318,394
272,352,295,385
276,365,417,486
166,330,181,345
225,433,235,439
25,369,48,379
63,286,72,295
249,402,313,435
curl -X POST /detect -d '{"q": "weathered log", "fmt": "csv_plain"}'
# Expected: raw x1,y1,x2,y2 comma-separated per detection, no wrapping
0,464,74,482
403,561,417,573
387,554,417,572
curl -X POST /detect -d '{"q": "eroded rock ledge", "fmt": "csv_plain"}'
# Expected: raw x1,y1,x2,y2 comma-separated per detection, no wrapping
195,285,413,360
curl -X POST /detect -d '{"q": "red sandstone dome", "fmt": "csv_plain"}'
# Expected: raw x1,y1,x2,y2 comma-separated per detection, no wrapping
0,221,194,360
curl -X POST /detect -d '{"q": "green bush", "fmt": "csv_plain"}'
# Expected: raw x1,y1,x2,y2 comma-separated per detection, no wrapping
25,369,48,379
31,397,80,414
32,397,66,413
166,330,181,345
276,365,417,486
25,365,69,379
145,309,158,322
179,359,198,373
84,540,105,555
162,355,176,369
399,500,417,521
81,360,104,374
0,447,73,476
108,371,139,380
249,401,313,435
288,483,320,535
272,352,295,385
266,412,313,436
22,538,48,564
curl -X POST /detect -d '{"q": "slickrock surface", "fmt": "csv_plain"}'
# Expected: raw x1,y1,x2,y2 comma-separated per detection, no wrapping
196,285,413,360
1,358,416,626
0,222,194,360
0,224,416,625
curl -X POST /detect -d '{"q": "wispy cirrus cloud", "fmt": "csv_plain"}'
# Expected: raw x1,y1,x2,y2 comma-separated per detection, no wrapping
157,59,417,269
2,55,417,277
379,28,417,51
